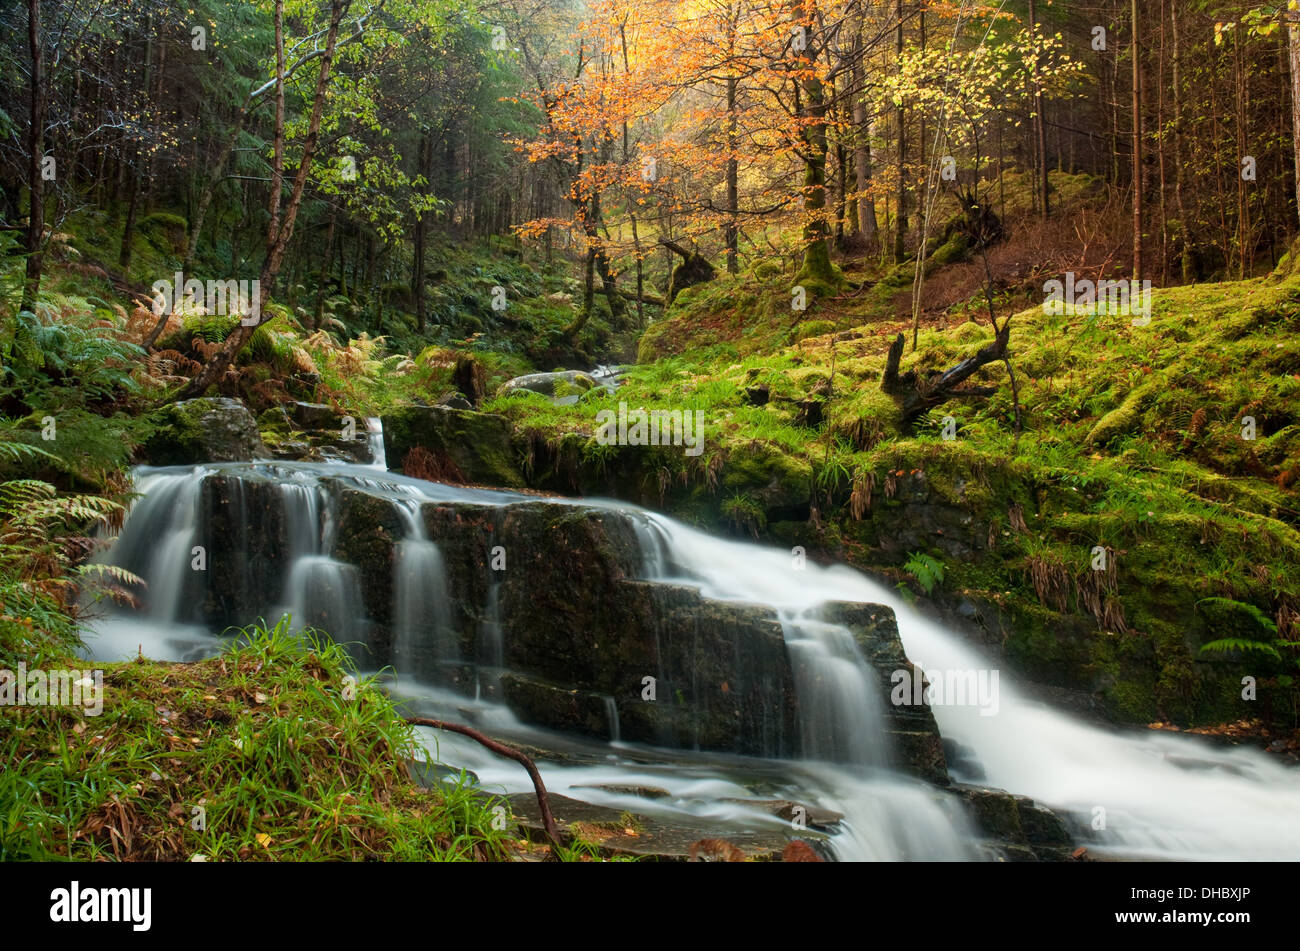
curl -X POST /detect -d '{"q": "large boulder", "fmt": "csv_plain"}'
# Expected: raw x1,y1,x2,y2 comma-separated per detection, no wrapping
140,397,265,466
496,370,602,404
418,498,800,756
257,403,375,465
382,405,525,487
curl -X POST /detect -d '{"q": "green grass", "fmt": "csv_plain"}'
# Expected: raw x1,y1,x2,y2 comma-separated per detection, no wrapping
0,619,517,861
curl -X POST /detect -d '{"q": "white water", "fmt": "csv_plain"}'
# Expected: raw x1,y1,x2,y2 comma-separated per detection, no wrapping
643,513,1300,861
392,501,454,676
394,677,976,861
364,417,386,470
82,462,1300,861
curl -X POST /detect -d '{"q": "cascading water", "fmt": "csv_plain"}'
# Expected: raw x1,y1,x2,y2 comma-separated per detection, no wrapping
477,583,504,671
780,612,887,766
84,461,1300,861
391,501,453,677
640,513,1300,861
364,417,387,470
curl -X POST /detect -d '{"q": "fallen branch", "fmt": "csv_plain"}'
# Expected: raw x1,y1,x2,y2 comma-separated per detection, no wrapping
618,287,665,307
404,716,561,850
882,320,1011,429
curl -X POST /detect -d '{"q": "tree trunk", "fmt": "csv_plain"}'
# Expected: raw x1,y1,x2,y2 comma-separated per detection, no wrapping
177,0,348,400
118,158,139,269
20,0,45,313
660,238,716,306
797,62,835,285
881,324,1009,429
1290,16,1300,228
894,0,907,263
266,0,286,251
1171,1,1191,281
1029,0,1049,219
726,75,740,273
852,25,879,251
1131,0,1144,281
314,208,336,329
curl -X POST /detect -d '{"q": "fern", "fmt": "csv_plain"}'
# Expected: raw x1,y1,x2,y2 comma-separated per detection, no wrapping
1199,638,1282,661
0,432,129,663
903,551,946,596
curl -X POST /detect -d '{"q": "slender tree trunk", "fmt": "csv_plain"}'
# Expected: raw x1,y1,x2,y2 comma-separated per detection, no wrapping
178,0,348,399
1029,0,1049,220
267,0,286,250
726,75,740,273
20,0,45,313
314,208,336,328
631,215,645,328
1131,0,1144,280
1157,0,1168,285
798,56,834,284
1233,16,1248,278
1171,0,1191,281
1290,15,1300,228
852,25,879,250
894,0,907,263
118,155,140,269
413,129,432,332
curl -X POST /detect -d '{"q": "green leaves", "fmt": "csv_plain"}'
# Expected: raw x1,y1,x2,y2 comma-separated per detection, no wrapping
903,551,946,596
1199,637,1281,661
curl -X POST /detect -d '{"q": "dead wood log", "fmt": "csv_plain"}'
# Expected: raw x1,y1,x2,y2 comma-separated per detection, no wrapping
658,237,716,306
881,320,1010,429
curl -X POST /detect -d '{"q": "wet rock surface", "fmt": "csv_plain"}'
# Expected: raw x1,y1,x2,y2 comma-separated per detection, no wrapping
504,793,827,861
159,462,1077,861
951,783,1075,862
823,600,950,785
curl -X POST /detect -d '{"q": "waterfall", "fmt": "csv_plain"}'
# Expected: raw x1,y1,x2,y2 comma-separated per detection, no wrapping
136,472,201,623
603,695,621,742
282,556,364,639
390,500,453,679
640,512,1300,861
364,417,387,470
780,612,887,766
479,582,503,670
84,462,1300,861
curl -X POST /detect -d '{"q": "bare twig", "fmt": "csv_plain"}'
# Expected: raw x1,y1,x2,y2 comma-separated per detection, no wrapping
404,716,561,850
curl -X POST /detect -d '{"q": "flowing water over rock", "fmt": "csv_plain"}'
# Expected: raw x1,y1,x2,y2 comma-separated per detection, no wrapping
83,461,1300,861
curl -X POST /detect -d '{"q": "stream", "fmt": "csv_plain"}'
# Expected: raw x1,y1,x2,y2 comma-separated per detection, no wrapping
80,456,1300,861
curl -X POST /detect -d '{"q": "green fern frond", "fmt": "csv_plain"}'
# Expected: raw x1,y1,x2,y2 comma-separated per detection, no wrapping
1198,638,1282,661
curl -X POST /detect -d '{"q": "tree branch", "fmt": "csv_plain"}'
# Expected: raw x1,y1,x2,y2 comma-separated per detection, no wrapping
403,716,561,850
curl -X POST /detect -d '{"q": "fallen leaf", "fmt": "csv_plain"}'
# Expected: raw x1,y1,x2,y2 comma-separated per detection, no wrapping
255,832,273,848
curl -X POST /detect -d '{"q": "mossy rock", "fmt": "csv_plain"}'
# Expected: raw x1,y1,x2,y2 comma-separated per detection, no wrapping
719,441,813,520
382,404,525,487
788,319,838,344
140,397,265,466
1085,384,1155,447
927,234,969,268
